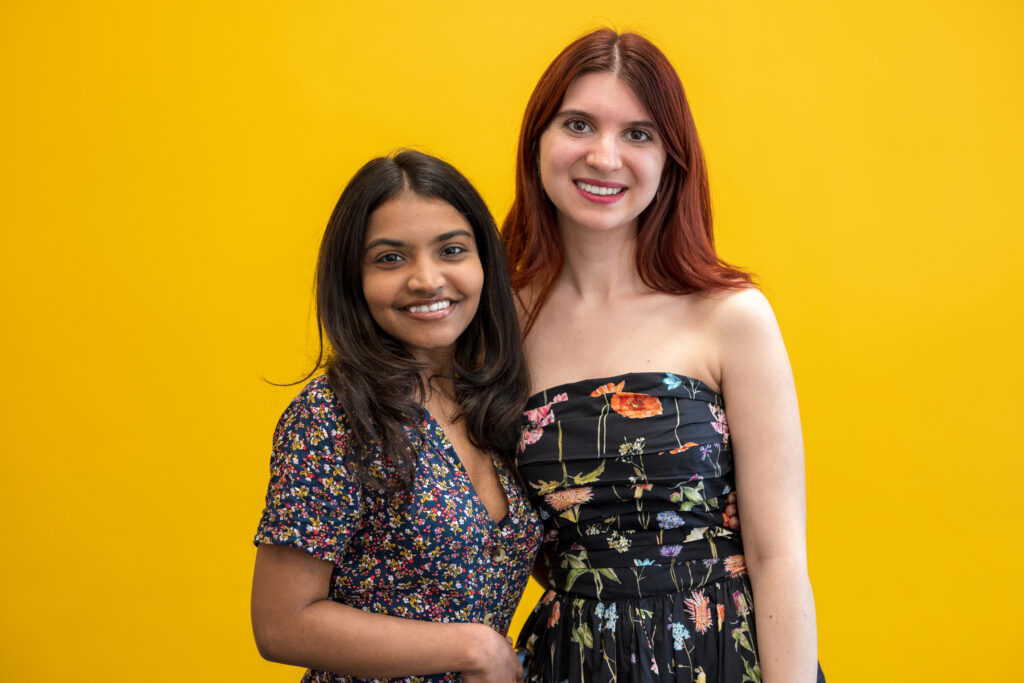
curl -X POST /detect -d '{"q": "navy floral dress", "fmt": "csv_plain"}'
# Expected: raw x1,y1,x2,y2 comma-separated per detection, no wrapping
254,376,542,683
515,372,810,682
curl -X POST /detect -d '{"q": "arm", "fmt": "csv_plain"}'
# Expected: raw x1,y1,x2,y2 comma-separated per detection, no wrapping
714,288,818,683
251,544,521,681
252,383,521,682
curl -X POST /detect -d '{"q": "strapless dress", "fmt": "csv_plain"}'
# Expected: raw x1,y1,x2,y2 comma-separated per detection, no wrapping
515,372,767,682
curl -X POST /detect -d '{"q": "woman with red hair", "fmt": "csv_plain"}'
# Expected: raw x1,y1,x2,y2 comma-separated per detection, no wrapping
505,29,823,682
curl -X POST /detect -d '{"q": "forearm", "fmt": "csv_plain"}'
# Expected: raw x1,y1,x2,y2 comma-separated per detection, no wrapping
745,554,818,683
253,599,490,678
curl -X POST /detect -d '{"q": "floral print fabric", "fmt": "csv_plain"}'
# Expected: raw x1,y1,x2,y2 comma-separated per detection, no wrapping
515,372,761,682
254,377,542,683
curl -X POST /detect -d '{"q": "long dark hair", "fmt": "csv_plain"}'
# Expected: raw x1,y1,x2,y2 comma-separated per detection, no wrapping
503,29,752,332
313,149,529,491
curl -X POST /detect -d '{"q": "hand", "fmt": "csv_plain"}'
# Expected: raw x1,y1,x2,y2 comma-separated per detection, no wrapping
723,491,741,531
462,626,523,683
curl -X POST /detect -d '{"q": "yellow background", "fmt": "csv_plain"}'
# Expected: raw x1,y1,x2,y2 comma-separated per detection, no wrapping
2,1,1021,681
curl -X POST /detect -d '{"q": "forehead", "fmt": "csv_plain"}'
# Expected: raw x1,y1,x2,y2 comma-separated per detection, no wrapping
365,190,472,242
558,71,653,122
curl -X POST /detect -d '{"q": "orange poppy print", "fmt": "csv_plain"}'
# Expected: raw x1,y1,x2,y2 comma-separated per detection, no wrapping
590,381,625,397
547,600,561,627
610,392,663,419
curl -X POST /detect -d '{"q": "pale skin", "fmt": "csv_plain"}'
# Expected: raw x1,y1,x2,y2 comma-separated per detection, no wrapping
523,70,818,681
251,192,522,682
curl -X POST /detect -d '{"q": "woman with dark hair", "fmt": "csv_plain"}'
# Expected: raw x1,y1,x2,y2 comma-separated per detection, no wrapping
505,30,823,681
251,150,540,682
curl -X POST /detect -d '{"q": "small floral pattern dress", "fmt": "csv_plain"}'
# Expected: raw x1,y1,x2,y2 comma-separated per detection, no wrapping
254,376,542,683
515,372,761,682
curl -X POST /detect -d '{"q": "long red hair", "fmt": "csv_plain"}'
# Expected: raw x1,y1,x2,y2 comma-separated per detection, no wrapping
502,29,752,331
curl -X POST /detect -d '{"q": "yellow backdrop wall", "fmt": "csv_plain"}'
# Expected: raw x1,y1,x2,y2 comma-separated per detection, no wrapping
2,1,1022,681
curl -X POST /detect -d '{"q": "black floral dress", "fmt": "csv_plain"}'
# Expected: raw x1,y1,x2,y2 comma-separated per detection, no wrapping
515,372,812,682
254,377,542,682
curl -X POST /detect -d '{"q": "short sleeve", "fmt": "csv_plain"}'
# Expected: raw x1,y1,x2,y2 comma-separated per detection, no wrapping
253,378,362,565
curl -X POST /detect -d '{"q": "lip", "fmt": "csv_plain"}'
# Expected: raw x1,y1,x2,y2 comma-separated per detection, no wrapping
574,178,627,204
399,297,458,321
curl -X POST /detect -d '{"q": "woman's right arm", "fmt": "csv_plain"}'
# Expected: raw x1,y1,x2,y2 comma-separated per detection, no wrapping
251,544,522,682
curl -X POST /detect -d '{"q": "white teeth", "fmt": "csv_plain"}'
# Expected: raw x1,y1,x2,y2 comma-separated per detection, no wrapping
407,300,451,313
576,181,625,196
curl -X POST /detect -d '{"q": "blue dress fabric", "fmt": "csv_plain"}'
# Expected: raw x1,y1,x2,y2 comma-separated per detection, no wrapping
515,372,820,682
254,376,543,683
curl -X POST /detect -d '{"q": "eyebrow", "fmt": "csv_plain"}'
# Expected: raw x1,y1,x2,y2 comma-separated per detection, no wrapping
364,229,474,251
555,108,657,130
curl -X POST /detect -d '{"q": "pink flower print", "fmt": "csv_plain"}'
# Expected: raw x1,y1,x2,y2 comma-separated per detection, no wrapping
519,394,568,452
518,427,544,452
732,590,749,616
709,404,729,443
523,403,556,427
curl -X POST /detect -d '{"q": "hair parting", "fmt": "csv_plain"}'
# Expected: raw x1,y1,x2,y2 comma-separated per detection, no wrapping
502,29,752,333
304,150,529,491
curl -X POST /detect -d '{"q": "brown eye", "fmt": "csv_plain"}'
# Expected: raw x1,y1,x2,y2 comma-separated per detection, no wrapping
627,129,652,143
566,119,592,134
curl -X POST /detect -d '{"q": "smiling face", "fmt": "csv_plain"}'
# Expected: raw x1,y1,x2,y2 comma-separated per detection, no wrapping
538,70,668,237
361,190,484,368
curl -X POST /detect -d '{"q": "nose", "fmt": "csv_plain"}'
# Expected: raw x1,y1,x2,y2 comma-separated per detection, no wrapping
586,133,622,172
407,257,445,293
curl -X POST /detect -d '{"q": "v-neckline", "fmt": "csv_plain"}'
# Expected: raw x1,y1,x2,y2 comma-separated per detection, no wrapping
421,409,512,526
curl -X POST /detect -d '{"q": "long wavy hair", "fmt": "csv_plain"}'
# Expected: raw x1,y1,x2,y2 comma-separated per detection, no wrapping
312,150,529,491
503,29,752,331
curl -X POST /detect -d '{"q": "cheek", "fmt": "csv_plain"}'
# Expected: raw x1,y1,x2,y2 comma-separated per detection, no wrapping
466,262,485,304
649,152,668,185
537,134,565,185
458,262,486,321
360,274,390,322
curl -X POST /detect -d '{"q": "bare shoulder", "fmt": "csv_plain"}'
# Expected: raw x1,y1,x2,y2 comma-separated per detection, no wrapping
701,287,780,345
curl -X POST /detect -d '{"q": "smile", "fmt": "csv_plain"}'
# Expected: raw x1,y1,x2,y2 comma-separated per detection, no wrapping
575,181,625,196
405,299,452,314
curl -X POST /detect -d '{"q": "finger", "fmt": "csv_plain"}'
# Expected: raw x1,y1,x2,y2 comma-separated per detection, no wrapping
727,510,741,530
727,491,737,504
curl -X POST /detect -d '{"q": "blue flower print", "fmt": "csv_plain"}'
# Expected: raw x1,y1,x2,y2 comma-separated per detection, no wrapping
662,372,682,390
672,622,691,650
657,510,685,529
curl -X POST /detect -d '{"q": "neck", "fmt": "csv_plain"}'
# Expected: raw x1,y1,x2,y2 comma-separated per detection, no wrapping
406,347,455,399
556,218,648,300
420,374,459,423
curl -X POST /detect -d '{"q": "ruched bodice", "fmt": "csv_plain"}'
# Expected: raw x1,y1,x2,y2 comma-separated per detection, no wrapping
517,372,742,600
515,372,761,682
